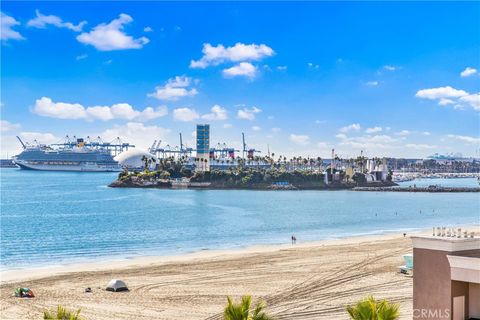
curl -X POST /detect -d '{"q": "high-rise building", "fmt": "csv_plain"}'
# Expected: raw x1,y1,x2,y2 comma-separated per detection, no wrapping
196,124,210,171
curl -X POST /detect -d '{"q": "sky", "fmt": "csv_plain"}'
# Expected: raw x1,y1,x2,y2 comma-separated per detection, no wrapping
1,1,479,159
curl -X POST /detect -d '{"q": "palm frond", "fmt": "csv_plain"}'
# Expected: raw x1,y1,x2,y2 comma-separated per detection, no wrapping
346,296,399,320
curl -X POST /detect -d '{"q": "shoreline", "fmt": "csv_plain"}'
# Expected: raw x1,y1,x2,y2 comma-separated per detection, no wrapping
2,224,478,284
1,224,478,320
109,178,397,190
0,231,405,284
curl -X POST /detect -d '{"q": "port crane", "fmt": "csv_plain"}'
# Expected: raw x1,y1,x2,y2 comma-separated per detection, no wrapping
149,133,194,159
49,135,134,156
16,136,26,149
242,132,261,159
208,142,239,160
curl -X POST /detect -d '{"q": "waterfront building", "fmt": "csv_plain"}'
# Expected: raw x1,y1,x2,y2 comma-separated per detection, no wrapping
114,149,157,170
412,233,480,319
196,124,210,171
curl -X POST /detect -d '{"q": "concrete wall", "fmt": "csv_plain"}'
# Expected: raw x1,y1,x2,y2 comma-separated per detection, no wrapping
413,248,480,319
413,248,452,319
451,280,469,319
470,283,480,318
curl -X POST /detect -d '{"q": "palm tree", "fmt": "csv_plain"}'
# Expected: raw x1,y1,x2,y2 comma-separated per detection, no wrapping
44,305,83,320
346,296,400,320
141,155,148,170
223,295,274,320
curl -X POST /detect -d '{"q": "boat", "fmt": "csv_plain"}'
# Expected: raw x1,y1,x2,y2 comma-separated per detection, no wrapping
12,136,130,172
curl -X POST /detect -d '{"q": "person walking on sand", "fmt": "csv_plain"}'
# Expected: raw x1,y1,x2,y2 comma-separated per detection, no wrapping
291,235,296,245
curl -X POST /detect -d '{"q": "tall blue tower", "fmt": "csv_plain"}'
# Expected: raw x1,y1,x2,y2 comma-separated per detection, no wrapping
196,124,210,171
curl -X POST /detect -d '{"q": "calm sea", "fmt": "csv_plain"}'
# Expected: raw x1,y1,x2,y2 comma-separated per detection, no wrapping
1,168,479,270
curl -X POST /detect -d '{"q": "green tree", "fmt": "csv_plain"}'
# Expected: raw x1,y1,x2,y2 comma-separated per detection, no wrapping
346,296,400,320
352,172,367,184
44,305,83,320
224,295,274,320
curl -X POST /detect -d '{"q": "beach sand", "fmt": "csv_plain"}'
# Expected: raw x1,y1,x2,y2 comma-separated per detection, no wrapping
1,228,469,320
0,232,416,320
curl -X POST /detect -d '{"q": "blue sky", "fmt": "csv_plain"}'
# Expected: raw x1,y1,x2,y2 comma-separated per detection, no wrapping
1,2,479,159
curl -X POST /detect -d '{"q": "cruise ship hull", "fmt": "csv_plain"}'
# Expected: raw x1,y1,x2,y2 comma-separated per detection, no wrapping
14,160,121,172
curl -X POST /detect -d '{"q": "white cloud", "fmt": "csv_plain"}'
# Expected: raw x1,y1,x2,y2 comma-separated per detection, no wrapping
100,122,170,150
222,62,257,79
459,93,480,110
365,126,382,134
416,86,479,111
383,65,400,71
447,134,480,144
460,67,477,77
307,62,319,69
190,42,274,69
223,123,232,129
77,13,149,51
423,131,431,136
148,76,198,101
405,143,437,150
34,97,86,119
395,130,411,136
237,107,262,120
0,120,21,132
336,133,399,150
290,134,310,145
173,107,199,122
317,142,328,149
271,127,281,133
76,54,88,60
251,126,261,131
201,104,228,121
1,12,25,41
143,26,153,32
339,123,361,133
32,97,167,121
20,132,59,144
366,81,379,86
415,86,468,100
27,10,87,32
276,66,287,71
439,98,455,106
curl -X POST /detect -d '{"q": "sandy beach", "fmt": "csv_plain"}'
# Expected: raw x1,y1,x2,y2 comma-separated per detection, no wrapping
0,230,431,320
2,225,478,320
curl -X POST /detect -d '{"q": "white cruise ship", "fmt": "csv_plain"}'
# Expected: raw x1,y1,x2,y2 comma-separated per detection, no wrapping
13,137,123,172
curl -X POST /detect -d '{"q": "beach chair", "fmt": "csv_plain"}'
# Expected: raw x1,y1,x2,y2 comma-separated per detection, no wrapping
398,254,413,274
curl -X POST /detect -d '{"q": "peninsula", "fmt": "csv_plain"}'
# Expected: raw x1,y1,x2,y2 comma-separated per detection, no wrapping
109,166,397,190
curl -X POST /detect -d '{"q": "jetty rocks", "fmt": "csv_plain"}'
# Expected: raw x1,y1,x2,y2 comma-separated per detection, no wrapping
353,186,480,192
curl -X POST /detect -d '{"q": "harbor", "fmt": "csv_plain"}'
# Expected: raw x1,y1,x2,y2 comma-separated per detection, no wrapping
2,1,480,319
1,167,479,270
2,166,479,319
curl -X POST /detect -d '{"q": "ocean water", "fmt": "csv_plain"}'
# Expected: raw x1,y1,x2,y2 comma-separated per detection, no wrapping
397,177,480,188
1,168,479,270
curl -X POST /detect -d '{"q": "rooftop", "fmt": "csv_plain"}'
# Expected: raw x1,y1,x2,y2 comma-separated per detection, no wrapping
412,229,480,252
